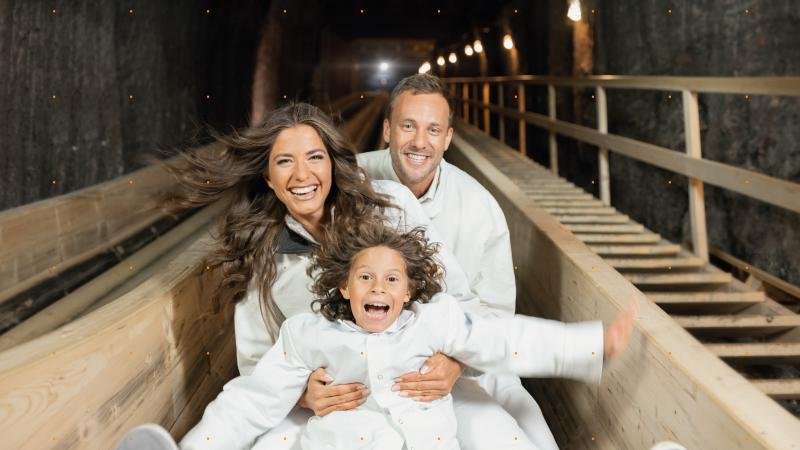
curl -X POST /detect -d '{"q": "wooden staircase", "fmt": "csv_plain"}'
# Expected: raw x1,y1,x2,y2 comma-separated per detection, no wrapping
457,124,800,414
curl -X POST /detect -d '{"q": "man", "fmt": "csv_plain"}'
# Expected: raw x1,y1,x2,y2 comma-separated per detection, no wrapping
358,74,559,450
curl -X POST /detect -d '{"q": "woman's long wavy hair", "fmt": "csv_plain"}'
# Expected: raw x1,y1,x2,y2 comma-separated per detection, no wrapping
163,102,394,339
309,222,444,322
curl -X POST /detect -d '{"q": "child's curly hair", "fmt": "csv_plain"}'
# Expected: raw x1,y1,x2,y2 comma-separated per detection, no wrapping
309,220,444,322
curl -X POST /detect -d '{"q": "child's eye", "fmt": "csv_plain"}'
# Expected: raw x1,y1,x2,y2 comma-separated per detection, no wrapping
359,274,371,281
387,276,399,283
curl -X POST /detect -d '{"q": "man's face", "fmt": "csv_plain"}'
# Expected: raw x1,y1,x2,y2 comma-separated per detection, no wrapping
383,91,453,197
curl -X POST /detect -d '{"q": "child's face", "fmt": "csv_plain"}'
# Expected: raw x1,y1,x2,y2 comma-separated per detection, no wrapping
339,245,411,332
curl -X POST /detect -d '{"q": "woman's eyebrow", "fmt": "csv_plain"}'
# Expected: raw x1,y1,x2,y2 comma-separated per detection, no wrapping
306,148,326,155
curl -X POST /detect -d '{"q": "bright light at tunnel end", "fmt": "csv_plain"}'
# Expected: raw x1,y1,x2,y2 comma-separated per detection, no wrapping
567,0,582,22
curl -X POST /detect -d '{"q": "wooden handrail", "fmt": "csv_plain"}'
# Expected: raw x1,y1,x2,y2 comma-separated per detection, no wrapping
444,75,800,96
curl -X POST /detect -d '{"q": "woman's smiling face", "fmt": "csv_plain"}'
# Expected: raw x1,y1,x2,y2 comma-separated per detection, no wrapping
266,124,333,228
340,246,411,333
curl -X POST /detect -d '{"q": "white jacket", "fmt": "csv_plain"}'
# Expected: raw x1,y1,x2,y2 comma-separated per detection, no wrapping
358,150,515,318
181,294,604,450
234,179,482,376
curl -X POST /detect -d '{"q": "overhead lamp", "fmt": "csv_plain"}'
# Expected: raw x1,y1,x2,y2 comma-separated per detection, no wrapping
436,56,445,66
464,44,474,56
473,39,483,53
503,34,514,50
418,62,431,73
567,0,582,22
448,52,457,63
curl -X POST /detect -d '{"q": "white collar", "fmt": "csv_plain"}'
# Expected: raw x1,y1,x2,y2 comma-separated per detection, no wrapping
417,164,442,204
337,308,416,336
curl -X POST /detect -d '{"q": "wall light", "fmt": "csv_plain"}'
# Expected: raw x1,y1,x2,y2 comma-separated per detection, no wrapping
448,52,457,63
473,39,483,53
418,62,431,73
464,44,474,56
503,34,514,50
567,0,582,22
436,56,445,66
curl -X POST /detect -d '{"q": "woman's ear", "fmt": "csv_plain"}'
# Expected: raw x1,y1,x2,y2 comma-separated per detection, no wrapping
263,174,273,190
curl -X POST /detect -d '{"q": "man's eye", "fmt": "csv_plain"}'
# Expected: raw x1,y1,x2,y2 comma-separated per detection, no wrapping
402,123,414,130
429,128,440,135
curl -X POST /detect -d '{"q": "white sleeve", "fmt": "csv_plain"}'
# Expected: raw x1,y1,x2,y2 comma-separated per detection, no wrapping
381,182,481,315
471,197,516,319
435,296,604,384
234,287,274,376
180,320,312,450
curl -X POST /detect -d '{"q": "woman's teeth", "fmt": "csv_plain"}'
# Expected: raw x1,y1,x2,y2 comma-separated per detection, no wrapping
289,186,317,196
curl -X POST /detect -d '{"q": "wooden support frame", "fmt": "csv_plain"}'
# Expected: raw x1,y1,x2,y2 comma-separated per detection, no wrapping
547,84,558,174
682,90,709,262
482,82,491,134
517,83,526,155
461,82,469,122
596,86,610,205
497,83,506,144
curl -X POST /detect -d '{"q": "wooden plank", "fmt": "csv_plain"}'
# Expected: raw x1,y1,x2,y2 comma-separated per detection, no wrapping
596,86,610,205
751,380,800,400
555,215,630,224
606,256,705,270
674,315,800,337
710,246,800,301
589,244,681,256
706,343,800,365
548,84,558,174
544,207,617,215
575,233,661,244
682,90,709,262
534,200,605,207
648,291,765,305
564,224,645,233
450,127,800,449
529,194,594,201
444,75,800,96
626,272,732,287
516,82,525,154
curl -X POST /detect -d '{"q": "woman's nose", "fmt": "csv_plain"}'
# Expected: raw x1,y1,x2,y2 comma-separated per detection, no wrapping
293,160,310,180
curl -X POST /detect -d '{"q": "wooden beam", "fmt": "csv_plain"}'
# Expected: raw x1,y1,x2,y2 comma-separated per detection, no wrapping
482,82,490,134
443,75,800,96
534,200,605,207
682,90,709,262
517,82,525,154
530,194,595,201
647,291,765,305
497,83,506,144
606,256,705,270
751,380,800,400
548,84,558,174
544,207,617,215
555,215,630,224
589,244,681,256
626,272,732,287
674,315,800,337
596,86,610,205
575,233,661,244
707,343,800,365
564,224,645,234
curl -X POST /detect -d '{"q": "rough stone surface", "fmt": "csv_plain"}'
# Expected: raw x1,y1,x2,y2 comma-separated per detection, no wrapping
0,0,268,211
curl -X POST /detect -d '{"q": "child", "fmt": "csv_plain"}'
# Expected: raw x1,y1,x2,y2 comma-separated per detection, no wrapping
121,221,634,450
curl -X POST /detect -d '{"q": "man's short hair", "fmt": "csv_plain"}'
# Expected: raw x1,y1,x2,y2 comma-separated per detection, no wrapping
385,73,454,126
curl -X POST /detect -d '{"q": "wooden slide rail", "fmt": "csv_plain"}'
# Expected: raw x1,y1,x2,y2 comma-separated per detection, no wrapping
450,120,800,449
443,75,800,267
0,97,385,449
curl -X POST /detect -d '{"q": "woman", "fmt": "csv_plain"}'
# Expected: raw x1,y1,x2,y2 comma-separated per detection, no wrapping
165,103,495,448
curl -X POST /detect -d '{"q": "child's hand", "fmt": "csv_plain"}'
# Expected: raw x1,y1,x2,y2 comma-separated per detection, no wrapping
603,300,638,361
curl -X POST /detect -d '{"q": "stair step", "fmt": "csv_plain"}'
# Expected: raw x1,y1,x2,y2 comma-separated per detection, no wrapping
529,194,595,201
626,272,732,287
576,233,661,244
545,207,617,215
648,291,765,305
590,244,681,256
706,343,800,364
535,200,605,208
674,314,800,337
565,224,645,234
606,256,705,270
751,379,800,400
555,215,630,224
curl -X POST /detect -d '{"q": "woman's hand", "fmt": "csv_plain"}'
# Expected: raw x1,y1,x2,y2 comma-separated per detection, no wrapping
392,352,463,402
298,368,369,417
604,300,638,360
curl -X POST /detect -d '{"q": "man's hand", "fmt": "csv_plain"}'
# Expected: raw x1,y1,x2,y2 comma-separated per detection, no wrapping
604,300,638,361
392,353,463,402
298,368,369,416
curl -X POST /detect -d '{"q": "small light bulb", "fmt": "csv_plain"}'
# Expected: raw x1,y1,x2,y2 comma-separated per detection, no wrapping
448,52,457,63
567,0,582,22
418,62,431,74
473,39,483,53
436,56,445,66
503,34,514,50
464,45,474,56
379,61,389,71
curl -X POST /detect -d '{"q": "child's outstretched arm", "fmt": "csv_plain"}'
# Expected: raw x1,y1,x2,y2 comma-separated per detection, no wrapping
180,319,312,450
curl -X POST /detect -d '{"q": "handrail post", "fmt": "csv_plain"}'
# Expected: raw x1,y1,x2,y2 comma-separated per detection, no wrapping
482,82,491,134
596,86,610,205
682,89,709,262
472,83,479,127
548,84,559,174
517,82,526,155
461,83,469,122
498,83,506,144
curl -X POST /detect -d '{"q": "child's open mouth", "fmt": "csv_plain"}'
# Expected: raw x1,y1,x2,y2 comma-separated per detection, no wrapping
364,302,390,319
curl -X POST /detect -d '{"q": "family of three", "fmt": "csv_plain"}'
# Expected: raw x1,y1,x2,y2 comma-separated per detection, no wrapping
117,74,635,450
